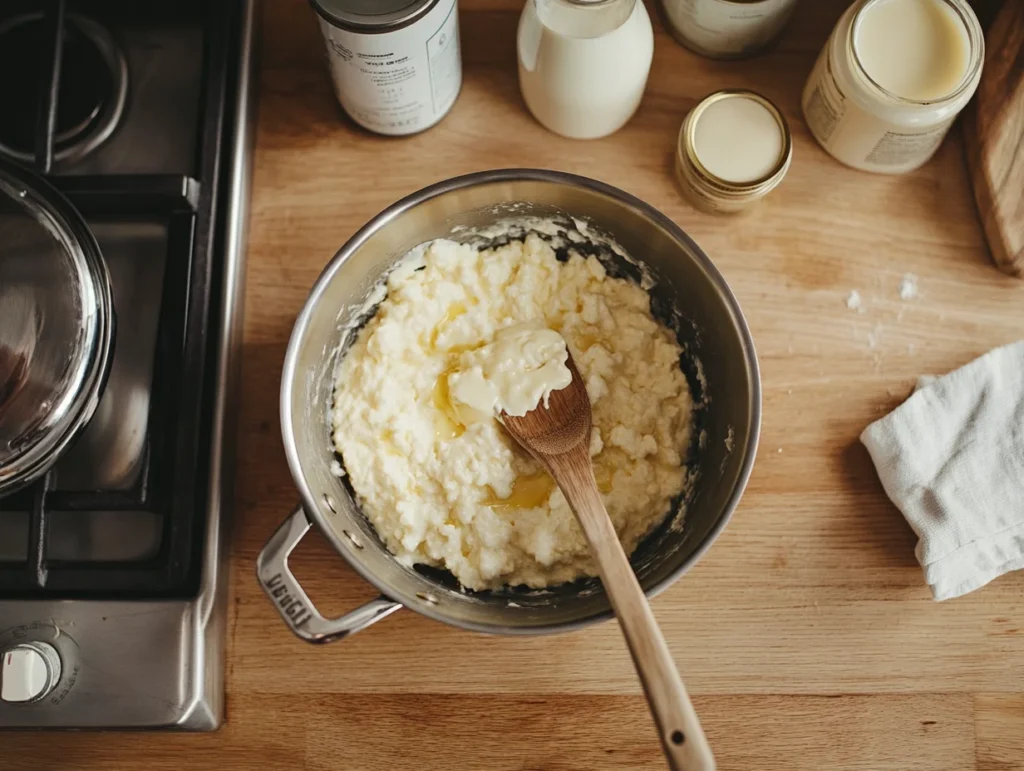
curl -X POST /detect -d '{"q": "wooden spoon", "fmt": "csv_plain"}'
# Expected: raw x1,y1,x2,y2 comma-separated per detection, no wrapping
501,352,716,771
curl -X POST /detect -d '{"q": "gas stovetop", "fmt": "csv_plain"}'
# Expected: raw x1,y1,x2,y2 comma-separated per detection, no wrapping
0,0,258,729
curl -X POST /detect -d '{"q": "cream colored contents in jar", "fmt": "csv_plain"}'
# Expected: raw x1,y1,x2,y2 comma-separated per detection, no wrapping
331,235,693,590
854,0,969,101
693,94,784,183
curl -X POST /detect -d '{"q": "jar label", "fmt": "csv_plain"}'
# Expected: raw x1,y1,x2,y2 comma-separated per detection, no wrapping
865,126,947,165
662,0,797,56
803,51,845,144
802,43,955,172
318,0,461,136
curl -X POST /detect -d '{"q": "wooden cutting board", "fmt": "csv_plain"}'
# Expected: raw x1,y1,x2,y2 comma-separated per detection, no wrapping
964,0,1024,277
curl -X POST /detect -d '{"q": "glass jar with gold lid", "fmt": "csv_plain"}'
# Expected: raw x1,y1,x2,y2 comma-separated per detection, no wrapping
675,89,793,214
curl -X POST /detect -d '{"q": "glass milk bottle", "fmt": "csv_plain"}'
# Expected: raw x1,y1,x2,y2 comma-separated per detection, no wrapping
517,0,655,139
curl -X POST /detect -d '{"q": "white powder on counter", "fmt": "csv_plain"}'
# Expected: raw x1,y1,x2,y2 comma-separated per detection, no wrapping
899,273,919,300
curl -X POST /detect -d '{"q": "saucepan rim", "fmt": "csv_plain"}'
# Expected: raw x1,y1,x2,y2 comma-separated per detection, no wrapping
278,168,761,635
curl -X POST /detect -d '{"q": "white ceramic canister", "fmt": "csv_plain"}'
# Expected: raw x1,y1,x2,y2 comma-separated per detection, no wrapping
517,0,654,140
311,0,462,136
660,0,798,59
675,90,793,214
802,0,984,174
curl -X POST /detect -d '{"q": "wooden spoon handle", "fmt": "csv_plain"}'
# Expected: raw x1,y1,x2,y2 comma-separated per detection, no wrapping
555,454,716,771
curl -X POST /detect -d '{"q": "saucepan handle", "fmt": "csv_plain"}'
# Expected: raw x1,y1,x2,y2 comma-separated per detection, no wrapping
256,505,402,644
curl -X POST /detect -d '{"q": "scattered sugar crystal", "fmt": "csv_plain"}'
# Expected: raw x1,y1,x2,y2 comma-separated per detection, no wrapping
899,274,918,300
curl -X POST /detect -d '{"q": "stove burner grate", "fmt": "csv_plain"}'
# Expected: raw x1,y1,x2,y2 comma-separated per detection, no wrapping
0,10,128,170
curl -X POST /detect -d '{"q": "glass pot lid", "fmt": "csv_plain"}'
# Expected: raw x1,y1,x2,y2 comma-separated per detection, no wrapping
0,157,114,496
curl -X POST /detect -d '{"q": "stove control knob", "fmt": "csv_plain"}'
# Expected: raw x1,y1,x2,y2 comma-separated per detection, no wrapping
1,642,62,703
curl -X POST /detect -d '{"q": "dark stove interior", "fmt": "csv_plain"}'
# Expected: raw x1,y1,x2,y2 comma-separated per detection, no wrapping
0,15,113,156
0,0,237,599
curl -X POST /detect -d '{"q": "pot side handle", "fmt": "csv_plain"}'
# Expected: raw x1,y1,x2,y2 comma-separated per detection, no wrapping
256,506,402,643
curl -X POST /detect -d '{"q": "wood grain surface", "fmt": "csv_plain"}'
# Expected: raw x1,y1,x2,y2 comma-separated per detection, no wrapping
964,0,1024,277
6,1,1024,769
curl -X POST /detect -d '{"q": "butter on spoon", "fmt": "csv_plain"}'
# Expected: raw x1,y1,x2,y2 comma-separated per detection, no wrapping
447,322,571,419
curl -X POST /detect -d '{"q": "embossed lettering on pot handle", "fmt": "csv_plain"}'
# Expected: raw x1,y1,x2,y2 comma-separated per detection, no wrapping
256,506,402,644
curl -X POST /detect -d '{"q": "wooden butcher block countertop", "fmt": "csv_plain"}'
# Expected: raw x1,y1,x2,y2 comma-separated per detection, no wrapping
8,1,1024,769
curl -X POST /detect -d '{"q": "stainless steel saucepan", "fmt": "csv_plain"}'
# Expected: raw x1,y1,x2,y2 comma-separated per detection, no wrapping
0,158,114,496
257,169,760,642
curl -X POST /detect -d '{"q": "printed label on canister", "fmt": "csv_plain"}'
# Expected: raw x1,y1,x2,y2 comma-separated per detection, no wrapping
662,0,797,57
864,126,946,165
802,43,955,171
318,0,461,136
802,47,845,144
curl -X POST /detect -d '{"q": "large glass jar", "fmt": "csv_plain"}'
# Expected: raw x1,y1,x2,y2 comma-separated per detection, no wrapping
802,0,984,174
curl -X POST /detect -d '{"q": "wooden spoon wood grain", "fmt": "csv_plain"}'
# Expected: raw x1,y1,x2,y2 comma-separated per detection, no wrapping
501,352,715,771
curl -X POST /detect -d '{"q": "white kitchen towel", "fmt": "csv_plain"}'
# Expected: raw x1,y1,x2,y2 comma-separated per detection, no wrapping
860,341,1024,601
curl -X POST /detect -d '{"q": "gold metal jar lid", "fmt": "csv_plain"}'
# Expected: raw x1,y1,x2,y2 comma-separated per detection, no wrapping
675,89,793,214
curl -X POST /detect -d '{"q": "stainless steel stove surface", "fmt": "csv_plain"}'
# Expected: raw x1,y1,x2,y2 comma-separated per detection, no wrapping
0,0,258,730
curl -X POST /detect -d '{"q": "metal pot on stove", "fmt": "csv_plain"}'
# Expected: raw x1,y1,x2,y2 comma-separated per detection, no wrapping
257,169,760,641
0,158,114,496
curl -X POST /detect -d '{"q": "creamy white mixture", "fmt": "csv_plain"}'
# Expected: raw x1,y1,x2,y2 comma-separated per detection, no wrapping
331,234,693,590
448,321,570,418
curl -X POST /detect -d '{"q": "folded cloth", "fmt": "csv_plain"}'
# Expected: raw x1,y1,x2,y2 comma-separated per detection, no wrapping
861,341,1024,601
